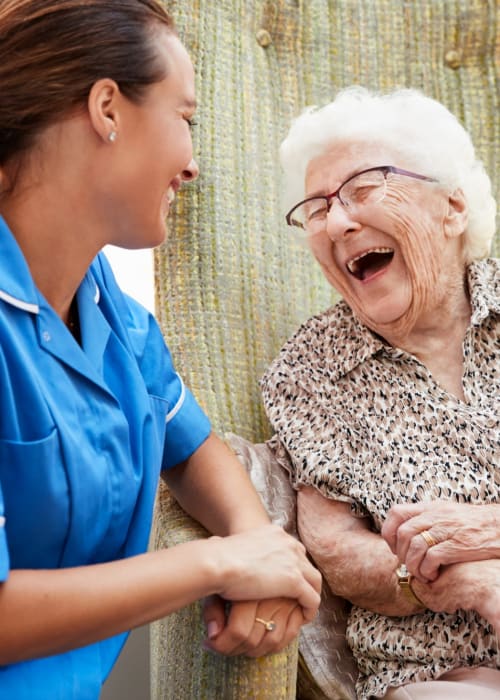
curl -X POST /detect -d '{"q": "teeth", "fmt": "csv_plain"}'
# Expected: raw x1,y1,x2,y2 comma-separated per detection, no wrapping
347,247,393,273
166,186,175,204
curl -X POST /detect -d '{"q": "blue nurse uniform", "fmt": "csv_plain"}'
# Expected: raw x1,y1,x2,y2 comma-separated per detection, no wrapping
0,216,211,698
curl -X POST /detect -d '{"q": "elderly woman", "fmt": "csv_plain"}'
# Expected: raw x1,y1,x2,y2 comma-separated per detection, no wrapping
261,86,499,699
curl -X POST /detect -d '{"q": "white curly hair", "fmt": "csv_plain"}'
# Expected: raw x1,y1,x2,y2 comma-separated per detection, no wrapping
280,86,496,263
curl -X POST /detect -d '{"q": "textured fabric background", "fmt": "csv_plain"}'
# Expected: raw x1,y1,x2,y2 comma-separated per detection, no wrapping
152,2,499,698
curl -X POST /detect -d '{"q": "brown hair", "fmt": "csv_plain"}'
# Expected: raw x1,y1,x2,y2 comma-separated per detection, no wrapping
0,0,176,166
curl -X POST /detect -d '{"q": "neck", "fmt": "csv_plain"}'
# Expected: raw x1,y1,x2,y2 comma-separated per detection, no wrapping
384,268,471,357
396,297,470,360
1,186,100,321
0,115,107,320
379,275,471,402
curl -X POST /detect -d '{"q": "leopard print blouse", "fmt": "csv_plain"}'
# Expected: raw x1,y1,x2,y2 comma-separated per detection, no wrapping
261,258,500,699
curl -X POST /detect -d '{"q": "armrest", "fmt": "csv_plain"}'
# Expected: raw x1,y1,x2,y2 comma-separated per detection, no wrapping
150,478,299,700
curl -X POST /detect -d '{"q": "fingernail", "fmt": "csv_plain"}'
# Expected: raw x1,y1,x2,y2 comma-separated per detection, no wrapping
201,641,218,655
207,620,219,639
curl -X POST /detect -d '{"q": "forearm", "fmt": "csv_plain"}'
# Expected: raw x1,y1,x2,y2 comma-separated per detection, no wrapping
0,540,221,665
0,522,322,665
164,432,270,535
297,490,420,616
307,527,418,615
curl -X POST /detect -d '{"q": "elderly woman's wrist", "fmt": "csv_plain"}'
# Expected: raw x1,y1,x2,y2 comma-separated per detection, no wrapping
396,564,426,611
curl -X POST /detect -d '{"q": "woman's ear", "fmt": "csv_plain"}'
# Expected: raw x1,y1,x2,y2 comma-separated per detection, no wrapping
444,187,468,239
0,166,11,195
87,78,121,144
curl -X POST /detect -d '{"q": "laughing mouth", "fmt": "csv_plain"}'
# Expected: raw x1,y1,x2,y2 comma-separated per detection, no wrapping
346,247,394,281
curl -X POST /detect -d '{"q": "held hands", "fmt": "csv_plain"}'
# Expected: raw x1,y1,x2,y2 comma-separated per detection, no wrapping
202,596,305,657
207,524,321,622
382,500,500,582
410,559,500,635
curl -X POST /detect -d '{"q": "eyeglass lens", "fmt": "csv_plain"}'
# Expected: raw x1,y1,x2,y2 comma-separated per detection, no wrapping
293,169,388,232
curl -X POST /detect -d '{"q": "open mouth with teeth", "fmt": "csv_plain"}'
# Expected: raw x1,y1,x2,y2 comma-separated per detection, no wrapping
346,247,394,281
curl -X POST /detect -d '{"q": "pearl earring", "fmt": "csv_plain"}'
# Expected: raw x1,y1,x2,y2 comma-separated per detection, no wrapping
108,131,117,143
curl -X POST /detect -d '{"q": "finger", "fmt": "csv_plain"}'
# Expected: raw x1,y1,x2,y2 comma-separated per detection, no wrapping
394,515,438,564
205,601,259,656
382,503,429,553
296,545,322,617
418,546,444,582
297,563,322,621
239,604,291,658
417,536,487,582
202,595,227,641
404,533,433,582
238,612,285,657
247,605,304,658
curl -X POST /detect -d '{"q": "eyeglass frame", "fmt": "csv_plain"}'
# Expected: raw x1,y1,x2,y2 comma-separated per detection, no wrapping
285,165,438,230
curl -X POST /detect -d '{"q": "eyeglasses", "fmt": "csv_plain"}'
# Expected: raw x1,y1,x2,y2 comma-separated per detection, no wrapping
285,165,438,234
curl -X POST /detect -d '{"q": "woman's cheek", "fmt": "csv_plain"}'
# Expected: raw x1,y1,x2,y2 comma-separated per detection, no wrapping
309,238,347,293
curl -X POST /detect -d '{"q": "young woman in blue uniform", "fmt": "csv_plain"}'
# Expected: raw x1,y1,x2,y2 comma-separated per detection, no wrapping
0,2,321,697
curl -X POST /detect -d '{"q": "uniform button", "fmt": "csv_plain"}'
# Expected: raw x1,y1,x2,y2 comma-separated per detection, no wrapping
42,331,51,342
444,49,462,69
256,28,272,47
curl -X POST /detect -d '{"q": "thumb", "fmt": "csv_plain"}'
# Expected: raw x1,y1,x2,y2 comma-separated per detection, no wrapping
202,595,227,640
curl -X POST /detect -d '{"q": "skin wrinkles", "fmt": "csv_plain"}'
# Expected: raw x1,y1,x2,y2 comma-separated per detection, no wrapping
307,146,466,347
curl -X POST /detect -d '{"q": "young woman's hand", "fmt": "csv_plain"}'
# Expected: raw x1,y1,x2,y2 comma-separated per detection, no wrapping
208,524,321,621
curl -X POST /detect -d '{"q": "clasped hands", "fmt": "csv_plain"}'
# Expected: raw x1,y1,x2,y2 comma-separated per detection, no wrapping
382,500,500,631
202,595,307,657
200,522,321,658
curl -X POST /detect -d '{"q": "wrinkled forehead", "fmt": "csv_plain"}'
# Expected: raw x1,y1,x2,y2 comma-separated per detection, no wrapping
304,140,422,193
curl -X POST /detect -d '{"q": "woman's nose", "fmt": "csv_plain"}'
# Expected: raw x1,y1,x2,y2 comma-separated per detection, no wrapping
181,158,199,182
324,199,361,241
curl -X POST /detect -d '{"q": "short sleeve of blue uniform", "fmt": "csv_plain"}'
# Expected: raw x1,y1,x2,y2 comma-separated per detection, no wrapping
95,253,212,471
124,295,211,469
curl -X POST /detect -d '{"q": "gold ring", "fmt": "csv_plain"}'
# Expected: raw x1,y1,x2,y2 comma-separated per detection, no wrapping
420,530,438,548
255,617,276,632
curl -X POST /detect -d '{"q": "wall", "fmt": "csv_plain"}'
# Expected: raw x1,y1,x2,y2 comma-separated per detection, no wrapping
100,246,154,700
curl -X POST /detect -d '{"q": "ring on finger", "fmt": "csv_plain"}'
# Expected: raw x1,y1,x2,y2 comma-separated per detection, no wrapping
255,617,276,632
420,529,438,548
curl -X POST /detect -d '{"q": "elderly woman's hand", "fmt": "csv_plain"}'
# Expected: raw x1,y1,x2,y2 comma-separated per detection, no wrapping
381,500,500,582
411,559,500,635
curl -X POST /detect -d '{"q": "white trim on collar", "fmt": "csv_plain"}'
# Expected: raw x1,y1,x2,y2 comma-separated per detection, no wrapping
0,289,39,314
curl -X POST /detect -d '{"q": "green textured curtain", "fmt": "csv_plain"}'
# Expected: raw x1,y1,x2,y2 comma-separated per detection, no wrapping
152,3,499,699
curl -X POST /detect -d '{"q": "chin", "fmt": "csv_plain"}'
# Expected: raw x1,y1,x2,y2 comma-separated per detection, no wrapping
146,220,169,248
354,295,412,329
